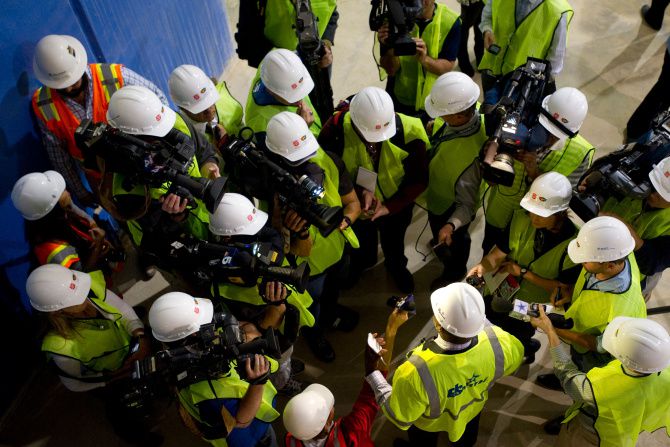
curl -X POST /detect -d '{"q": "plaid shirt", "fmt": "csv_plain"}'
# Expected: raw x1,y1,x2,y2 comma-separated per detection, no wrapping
35,66,168,202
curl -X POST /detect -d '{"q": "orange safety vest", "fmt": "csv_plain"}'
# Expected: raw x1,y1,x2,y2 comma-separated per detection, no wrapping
32,63,124,161
34,240,81,269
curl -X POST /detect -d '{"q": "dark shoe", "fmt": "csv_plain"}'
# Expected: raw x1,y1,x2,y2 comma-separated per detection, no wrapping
388,265,414,293
290,358,305,377
460,63,475,78
543,415,564,435
393,439,410,447
278,378,304,397
326,304,359,332
302,327,336,363
523,338,541,365
641,5,663,30
536,373,562,391
429,270,466,292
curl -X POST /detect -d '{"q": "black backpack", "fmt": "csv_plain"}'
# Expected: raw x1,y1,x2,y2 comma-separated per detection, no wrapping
235,0,275,68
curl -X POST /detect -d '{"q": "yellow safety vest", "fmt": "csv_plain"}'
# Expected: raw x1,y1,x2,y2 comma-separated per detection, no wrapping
478,0,573,76
263,0,337,50
382,325,524,441
416,114,487,215
564,360,670,447
296,148,359,275
41,270,132,373
485,134,594,229
393,4,459,110
507,210,576,303
213,80,245,140
565,254,647,354
340,112,428,201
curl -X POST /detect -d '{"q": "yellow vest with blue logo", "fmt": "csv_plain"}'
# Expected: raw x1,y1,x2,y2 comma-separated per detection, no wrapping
564,359,670,447
393,4,459,111
295,148,359,275
478,0,573,76
485,134,594,229
263,0,337,50
341,112,428,201
41,270,131,373
213,81,245,140
565,254,647,354
382,325,523,440
416,114,487,215
507,210,576,303
113,113,211,245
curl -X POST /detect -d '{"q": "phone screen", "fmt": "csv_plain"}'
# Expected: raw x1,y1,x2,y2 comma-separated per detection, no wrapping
367,333,382,354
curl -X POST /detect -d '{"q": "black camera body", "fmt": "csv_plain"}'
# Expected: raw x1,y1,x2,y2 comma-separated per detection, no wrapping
75,119,227,214
369,0,423,56
220,137,343,237
570,110,670,222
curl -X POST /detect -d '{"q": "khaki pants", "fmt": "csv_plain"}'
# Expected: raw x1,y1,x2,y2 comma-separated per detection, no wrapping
556,418,599,447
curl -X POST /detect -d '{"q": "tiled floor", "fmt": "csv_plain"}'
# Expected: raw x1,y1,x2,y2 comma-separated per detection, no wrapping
2,1,670,446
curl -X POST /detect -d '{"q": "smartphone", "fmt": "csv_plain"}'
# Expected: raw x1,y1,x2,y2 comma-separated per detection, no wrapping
367,332,383,354
488,44,501,55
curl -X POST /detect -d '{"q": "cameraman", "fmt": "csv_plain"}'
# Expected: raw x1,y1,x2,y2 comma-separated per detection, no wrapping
264,111,361,362
148,292,279,447
377,0,461,117
102,86,220,275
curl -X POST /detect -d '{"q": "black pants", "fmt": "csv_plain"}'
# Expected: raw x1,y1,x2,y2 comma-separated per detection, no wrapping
457,1,485,75
482,222,505,256
428,210,471,281
627,48,670,141
484,294,535,354
407,414,481,447
644,0,670,28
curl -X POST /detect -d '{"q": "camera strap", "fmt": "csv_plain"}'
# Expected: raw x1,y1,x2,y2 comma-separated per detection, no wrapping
538,107,578,139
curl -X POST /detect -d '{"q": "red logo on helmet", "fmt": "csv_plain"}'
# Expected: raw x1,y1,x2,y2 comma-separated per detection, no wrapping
552,112,560,120
156,114,162,121
194,307,200,314
292,140,300,147
193,94,200,100
291,83,298,90
375,124,382,130
247,214,253,221
69,282,76,290
664,170,670,178
532,193,537,199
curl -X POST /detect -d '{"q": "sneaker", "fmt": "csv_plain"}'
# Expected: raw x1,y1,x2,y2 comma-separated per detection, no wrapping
278,378,304,397
536,373,563,391
543,415,564,435
523,338,541,365
327,305,359,332
302,327,336,363
290,358,305,377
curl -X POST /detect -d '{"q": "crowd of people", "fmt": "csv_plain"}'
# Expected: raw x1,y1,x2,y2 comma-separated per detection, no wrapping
10,0,670,446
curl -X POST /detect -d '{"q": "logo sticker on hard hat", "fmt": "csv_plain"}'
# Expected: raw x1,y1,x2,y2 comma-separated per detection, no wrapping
665,171,670,178
69,282,76,290
247,214,253,221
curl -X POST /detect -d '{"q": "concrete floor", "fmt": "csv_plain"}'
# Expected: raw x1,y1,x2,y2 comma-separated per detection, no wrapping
2,0,670,446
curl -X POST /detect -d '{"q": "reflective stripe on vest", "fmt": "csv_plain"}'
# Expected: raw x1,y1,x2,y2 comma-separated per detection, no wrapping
478,0,573,76
565,254,647,354
393,4,459,110
263,0,337,50
485,134,594,229
34,241,81,269
507,210,576,303
214,81,245,140
32,63,124,161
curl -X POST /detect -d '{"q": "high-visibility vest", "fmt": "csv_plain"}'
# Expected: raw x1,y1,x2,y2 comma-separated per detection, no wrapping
565,254,647,354
113,113,210,246
212,81,245,141
563,359,670,447
34,240,82,270
263,0,337,50
382,325,523,441
285,419,347,447
32,63,124,161
507,210,576,303
416,114,487,215
245,75,321,138
178,369,279,445
478,0,573,76
295,148,359,275
340,112,428,201
41,270,131,373
485,134,594,229
393,4,459,110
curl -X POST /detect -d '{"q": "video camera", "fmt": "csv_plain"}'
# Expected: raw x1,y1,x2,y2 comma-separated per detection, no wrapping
75,119,227,214
480,59,556,186
220,136,344,237
369,0,423,56
570,110,670,222
169,238,311,292
121,310,281,408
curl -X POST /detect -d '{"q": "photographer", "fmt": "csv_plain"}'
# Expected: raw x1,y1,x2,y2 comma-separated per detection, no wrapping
467,172,580,364
148,292,279,447
264,111,361,362
377,0,461,117
25,265,156,444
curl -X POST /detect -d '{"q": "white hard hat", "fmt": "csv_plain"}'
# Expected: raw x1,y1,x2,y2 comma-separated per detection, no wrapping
649,156,670,202
602,317,670,374
431,283,486,338
567,216,635,263
33,34,88,89
260,49,314,104
538,87,588,139
168,65,220,114
149,292,214,343
520,171,572,217
106,85,176,137
283,383,334,440
209,193,268,236
11,171,66,220
424,72,480,118
350,87,396,143
26,264,91,312
265,111,318,164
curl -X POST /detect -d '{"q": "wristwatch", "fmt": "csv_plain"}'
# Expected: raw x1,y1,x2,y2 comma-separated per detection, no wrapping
520,268,528,278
